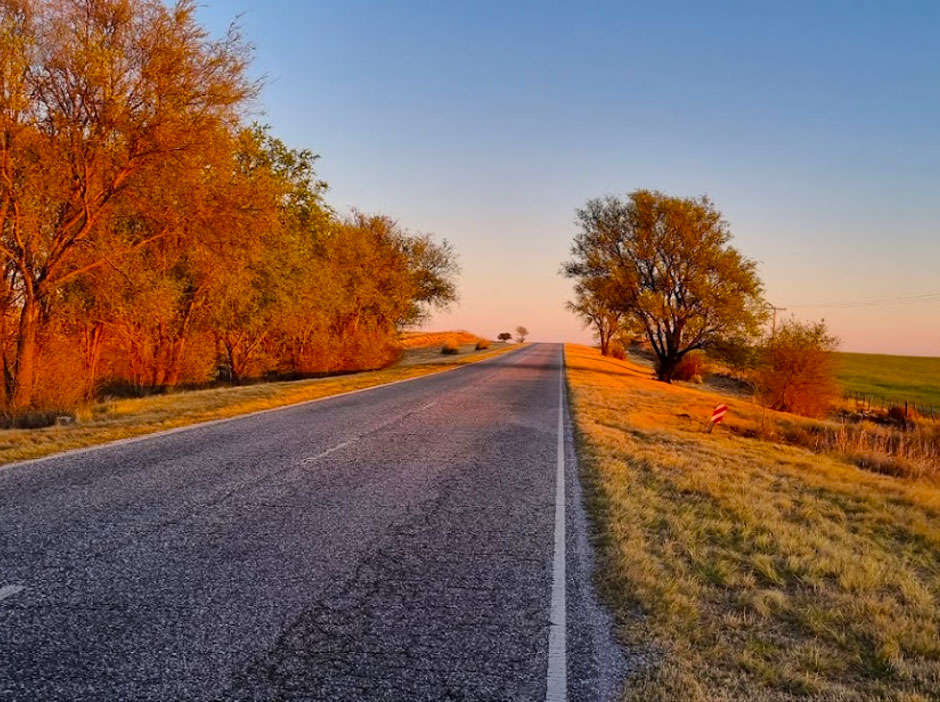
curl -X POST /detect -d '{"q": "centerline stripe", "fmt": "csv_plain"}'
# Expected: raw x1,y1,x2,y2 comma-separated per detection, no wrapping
0,585,25,602
546,345,567,701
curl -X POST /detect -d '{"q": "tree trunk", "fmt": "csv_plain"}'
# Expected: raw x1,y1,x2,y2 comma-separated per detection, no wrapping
11,292,41,412
82,323,105,398
598,321,610,356
655,353,679,383
165,336,187,387
226,340,245,385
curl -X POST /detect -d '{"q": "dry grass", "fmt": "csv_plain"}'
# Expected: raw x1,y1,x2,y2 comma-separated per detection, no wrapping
564,344,940,702
398,330,483,349
0,342,516,466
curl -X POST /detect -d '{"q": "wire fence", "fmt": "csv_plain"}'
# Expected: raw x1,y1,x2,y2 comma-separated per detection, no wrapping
849,392,937,421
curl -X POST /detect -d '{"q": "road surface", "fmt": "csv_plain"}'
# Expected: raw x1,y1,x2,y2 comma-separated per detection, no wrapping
0,343,625,701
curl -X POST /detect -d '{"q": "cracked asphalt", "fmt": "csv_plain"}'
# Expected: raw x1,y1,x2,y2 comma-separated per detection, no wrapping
0,343,624,701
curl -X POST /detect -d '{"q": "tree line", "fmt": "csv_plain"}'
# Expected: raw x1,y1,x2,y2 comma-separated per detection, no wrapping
0,0,457,418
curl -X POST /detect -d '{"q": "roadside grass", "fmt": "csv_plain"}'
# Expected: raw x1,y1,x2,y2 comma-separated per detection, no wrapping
0,342,515,467
836,352,940,410
565,344,940,702
396,340,509,366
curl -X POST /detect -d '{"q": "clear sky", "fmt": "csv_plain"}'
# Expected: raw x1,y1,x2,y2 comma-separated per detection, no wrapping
196,1,940,356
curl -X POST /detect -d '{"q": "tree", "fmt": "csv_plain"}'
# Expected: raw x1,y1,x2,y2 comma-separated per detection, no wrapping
565,279,622,356
207,126,330,383
497,332,512,342
0,0,255,410
515,326,528,343
754,319,840,417
563,190,764,382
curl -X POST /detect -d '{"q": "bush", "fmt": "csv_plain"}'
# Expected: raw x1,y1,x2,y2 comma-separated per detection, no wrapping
753,320,840,418
441,342,460,355
475,339,491,350
671,352,707,383
708,336,760,371
609,341,626,360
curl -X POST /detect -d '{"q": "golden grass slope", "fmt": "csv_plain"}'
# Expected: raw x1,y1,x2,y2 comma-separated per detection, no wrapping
564,344,940,702
398,330,484,349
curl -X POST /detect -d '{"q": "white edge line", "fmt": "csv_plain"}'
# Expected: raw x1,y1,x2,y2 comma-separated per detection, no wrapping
546,345,567,701
0,585,25,602
0,345,532,475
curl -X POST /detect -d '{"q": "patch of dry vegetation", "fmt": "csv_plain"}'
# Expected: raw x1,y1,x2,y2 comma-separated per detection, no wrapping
0,342,516,467
398,330,484,349
565,343,940,702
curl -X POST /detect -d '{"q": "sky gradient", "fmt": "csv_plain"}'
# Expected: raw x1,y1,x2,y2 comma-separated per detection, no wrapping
196,1,940,356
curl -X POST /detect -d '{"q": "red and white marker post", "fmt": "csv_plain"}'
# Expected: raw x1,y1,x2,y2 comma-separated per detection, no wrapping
707,403,728,433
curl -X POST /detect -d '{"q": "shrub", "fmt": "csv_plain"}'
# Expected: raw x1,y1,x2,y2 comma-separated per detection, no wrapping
441,342,460,355
753,320,840,418
475,339,491,350
671,352,707,383
708,336,760,371
609,341,626,360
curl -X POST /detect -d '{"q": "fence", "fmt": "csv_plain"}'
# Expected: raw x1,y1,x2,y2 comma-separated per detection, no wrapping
849,392,937,421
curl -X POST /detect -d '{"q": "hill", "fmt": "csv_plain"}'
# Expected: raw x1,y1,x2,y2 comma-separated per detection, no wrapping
836,351,940,412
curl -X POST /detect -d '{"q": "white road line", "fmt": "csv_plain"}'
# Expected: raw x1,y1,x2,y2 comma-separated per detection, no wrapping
546,346,567,702
0,585,25,602
302,401,439,465
304,441,352,463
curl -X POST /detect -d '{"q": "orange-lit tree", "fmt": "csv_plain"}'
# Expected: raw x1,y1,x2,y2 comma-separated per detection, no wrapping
0,0,254,411
754,319,840,417
563,190,765,382
565,279,622,356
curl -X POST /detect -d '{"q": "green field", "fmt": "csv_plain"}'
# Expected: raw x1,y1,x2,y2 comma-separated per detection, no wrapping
836,352,940,410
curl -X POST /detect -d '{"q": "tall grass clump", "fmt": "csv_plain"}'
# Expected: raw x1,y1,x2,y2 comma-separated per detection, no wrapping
670,351,707,383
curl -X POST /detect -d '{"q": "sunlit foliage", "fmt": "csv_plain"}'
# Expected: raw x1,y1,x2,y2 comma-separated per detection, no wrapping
563,190,765,382
0,0,457,417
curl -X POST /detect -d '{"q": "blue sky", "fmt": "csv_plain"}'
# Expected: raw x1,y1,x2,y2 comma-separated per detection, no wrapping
197,1,940,355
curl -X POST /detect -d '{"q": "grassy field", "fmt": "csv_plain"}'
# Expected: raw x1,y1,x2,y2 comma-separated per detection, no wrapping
565,344,940,702
836,352,940,411
0,340,515,467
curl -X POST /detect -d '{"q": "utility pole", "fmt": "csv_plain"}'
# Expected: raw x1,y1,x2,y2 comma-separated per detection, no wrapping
768,304,786,338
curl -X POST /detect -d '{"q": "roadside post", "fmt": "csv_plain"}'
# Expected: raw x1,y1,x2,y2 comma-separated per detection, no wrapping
707,403,728,433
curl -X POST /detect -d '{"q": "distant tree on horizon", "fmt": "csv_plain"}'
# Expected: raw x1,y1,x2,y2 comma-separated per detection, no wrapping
515,326,529,343
498,332,512,342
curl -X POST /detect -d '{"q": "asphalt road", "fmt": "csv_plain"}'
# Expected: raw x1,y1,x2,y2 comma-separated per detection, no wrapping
0,343,625,701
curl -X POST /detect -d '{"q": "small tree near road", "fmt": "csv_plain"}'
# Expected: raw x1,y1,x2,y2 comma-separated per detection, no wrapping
515,326,529,343
565,281,622,356
754,319,840,418
497,332,512,342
